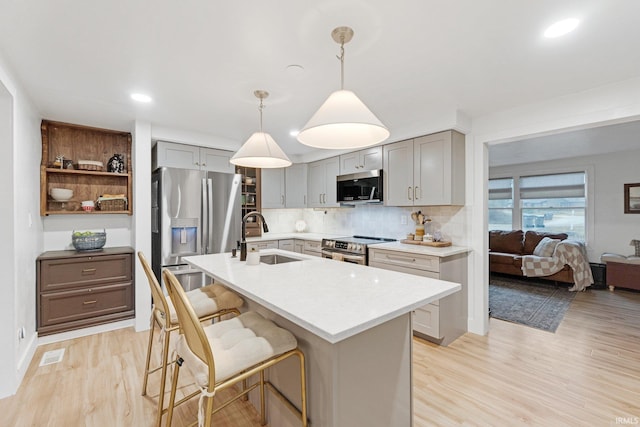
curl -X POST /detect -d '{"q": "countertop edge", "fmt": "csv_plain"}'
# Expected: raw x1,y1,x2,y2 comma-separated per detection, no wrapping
368,241,470,257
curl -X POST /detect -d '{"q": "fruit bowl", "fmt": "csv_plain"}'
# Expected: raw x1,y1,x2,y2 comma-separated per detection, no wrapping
72,230,106,251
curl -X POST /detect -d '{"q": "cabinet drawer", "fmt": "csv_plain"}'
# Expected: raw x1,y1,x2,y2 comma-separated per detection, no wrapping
303,240,321,253
39,254,132,292
369,249,439,273
247,240,278,251
40,282,133,328
413,304,441,338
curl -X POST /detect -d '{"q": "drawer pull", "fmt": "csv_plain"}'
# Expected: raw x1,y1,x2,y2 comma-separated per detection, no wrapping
386,254,416,262
82,268,97,274
83,300,97,305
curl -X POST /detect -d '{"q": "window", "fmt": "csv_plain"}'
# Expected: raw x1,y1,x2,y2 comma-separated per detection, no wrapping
519,172,586,241
488,178,513,231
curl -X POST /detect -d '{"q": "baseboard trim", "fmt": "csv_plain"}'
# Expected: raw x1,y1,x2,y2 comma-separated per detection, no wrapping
37,319,135,346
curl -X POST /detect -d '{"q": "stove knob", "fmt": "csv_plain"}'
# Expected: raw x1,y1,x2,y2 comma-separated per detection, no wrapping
357,244,362,251
348,243,354,250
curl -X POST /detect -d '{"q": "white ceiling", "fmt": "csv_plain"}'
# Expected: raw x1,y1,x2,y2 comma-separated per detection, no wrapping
1,1,640,161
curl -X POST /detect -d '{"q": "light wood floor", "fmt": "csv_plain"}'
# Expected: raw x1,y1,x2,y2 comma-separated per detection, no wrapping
2,287,639,426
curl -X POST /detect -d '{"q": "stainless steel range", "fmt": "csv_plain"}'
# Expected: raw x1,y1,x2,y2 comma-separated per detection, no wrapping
321,235,396,265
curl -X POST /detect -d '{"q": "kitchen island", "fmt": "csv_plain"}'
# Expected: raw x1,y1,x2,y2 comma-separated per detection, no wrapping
185,249,461,427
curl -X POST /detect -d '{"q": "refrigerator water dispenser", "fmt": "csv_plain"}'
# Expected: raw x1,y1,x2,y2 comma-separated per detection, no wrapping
171,218,198,255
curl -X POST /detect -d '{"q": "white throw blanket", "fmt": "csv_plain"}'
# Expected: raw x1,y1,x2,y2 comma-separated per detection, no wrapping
521,240,594,292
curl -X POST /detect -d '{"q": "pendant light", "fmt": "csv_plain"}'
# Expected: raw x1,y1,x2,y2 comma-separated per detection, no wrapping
230,90,292,168
297,26,389,149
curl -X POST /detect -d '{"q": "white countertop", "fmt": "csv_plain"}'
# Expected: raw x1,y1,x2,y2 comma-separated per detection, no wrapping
369,241,471,257
245,232,345,243
185,249,460,344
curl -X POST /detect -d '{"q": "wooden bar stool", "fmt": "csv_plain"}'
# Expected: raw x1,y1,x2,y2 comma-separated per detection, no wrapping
162,268,308,427
137,252,243,427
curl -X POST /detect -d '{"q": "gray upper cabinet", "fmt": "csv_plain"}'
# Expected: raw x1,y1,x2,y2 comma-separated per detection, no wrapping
261,168,286,208
284,163,308,208
384,130,465,206
339,146,383,174
261,164,308,209
308,157,340,208
153,141,235,173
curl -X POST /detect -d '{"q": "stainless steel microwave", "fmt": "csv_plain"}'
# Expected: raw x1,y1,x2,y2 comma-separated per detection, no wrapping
336,169,383,204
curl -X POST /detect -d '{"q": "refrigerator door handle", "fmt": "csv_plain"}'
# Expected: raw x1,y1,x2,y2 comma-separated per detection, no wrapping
202,178,208,253
206,178,214,254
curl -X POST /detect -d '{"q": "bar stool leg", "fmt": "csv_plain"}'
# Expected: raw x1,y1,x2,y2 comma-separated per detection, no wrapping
155,328,172,427
141,312,156,396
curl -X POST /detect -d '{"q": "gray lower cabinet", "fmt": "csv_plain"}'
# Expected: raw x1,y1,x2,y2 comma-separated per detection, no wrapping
278,239,294,251
368,248,467,345
36,247,135,336
303,240,322,257
246,240,278,251
249,238,320,256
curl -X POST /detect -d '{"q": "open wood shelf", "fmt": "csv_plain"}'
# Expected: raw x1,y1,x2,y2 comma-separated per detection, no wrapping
40,120,133,216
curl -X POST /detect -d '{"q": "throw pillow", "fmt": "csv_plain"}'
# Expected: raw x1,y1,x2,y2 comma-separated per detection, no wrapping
533,237,560,257
631,239,640,256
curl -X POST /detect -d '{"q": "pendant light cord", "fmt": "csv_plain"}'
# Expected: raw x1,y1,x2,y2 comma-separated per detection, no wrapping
337,40,345,90
258,97,264,132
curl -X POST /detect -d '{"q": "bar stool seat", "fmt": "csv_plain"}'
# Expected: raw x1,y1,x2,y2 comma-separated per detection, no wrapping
137,252,243,427
163,269,308,427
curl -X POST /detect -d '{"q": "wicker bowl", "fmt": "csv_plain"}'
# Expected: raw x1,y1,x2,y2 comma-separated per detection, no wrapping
72,230,107,251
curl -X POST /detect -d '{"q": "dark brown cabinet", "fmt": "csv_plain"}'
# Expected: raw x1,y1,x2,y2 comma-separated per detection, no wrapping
36,247,135,335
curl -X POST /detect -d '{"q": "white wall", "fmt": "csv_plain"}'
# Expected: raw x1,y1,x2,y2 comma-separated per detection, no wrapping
0,55,43,398
490,149,640,261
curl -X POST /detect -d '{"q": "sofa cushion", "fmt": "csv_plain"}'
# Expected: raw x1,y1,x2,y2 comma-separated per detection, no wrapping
533,237,561,257
523,231,568,255
489,230,524,255
489,252,520,265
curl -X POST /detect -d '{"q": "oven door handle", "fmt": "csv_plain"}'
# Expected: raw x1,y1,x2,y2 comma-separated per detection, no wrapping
321,249,365,263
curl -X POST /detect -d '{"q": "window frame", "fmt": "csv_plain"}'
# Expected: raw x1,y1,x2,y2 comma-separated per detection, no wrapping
489,165,594,244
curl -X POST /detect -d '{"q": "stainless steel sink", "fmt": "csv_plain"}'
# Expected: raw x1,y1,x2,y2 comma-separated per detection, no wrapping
259,254,302,265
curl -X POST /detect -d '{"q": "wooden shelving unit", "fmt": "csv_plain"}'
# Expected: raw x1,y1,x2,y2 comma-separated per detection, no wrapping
235,166,261,237
40,120,133,216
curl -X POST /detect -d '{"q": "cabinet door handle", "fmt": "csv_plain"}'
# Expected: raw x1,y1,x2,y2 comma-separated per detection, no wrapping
82,268,96,274
202,163,206,167
281,195,285,205
195,162,200,166
408,187,413,201
386,254,416,262
323,193,326,203
414,186,419,200
83,300,97,305
304,195,306,205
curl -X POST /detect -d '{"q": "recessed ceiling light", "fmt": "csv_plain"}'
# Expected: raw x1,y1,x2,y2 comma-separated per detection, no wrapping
289,130,299,137
130,93,153,103
544,18,579,38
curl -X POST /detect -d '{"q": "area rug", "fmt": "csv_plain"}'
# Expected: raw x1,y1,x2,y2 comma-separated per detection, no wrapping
489,275,576,332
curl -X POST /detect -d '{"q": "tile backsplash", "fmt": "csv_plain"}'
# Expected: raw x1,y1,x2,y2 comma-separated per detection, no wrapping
262,205,469,244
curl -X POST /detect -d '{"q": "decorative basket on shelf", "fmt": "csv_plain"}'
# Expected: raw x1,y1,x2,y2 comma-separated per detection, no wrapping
97,198,127,211
96,193,128,211
72,230,107,251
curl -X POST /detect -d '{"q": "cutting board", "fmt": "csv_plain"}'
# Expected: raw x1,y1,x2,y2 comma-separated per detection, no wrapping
401,239,452,247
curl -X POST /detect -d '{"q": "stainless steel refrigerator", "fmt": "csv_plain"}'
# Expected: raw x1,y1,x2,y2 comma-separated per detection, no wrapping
151,167,242,290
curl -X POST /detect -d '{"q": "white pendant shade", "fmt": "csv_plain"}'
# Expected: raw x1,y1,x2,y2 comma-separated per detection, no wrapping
230,131,292,168
297,90,389,149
